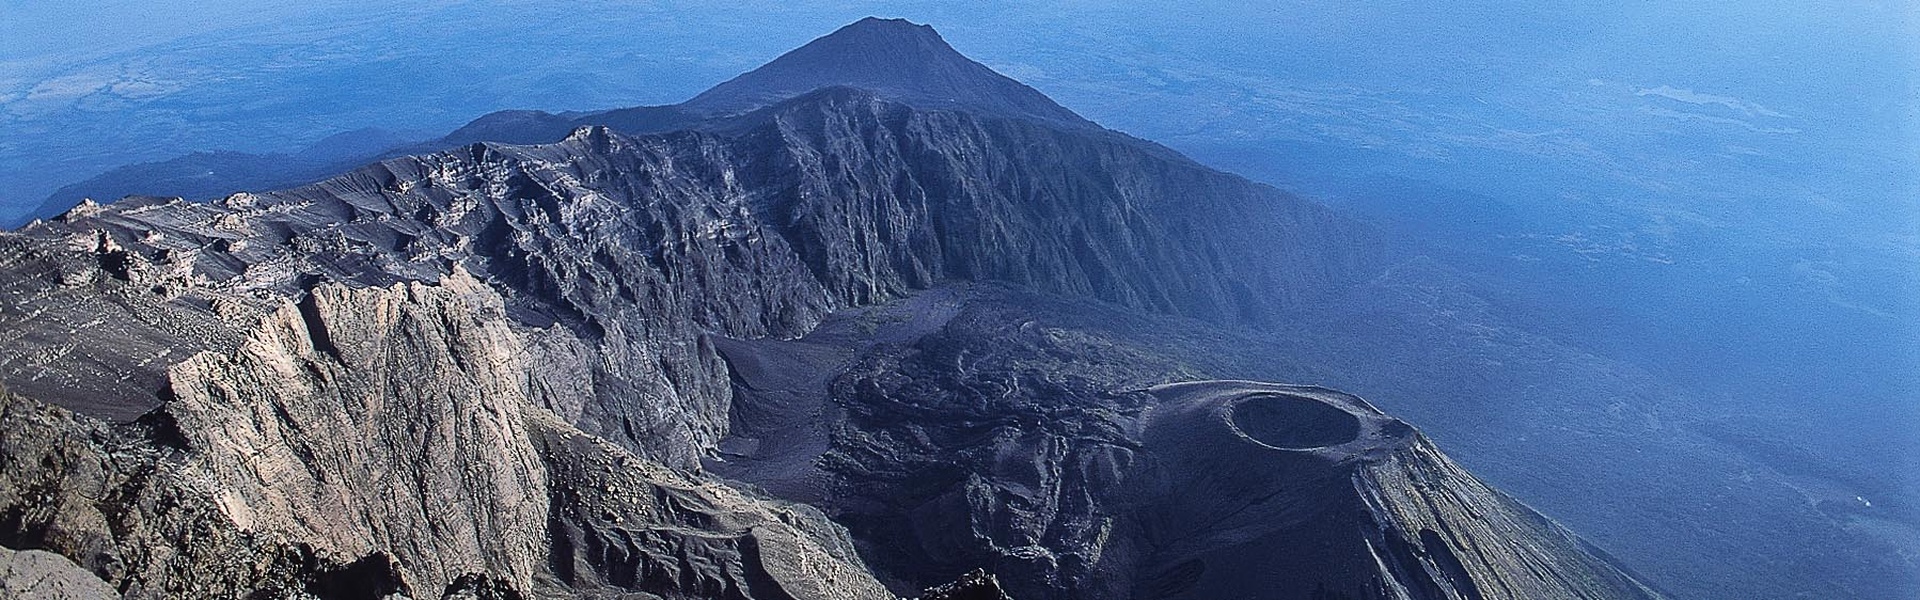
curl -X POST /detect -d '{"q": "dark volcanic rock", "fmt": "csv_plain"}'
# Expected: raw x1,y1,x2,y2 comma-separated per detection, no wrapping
683,17,1091,128
710,285,1663,600
1123,381,1658,600
0,17,1675,600
729,86,1373,318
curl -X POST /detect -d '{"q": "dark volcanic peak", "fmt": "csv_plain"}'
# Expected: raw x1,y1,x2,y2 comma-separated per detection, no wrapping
683,17,1090,127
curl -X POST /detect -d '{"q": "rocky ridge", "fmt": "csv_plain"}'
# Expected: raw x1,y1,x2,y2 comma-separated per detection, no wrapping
4,84,1373,456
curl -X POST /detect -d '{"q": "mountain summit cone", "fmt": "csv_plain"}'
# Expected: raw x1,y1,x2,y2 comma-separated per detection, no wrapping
683,17,1090,126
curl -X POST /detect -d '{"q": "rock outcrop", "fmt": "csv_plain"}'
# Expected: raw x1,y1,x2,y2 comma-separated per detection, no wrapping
912,569,1013,600
0,272,894,599
0,546,119,600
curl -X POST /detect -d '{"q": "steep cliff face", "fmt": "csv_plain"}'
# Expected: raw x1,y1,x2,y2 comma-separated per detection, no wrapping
6,129,828,467
0,272,896,599
163,272,554,591
731,88,1374,319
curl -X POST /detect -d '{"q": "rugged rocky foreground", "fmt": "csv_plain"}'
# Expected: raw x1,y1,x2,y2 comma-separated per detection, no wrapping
0,271,895,599
0,17,1666,600
0,271,1661,599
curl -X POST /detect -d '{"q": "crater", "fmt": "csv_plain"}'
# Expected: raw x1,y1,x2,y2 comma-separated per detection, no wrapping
1229,393,1362,449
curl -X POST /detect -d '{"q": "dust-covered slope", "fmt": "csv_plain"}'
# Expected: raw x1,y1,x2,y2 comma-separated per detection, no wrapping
707,285,1665,600
682,17,1090,128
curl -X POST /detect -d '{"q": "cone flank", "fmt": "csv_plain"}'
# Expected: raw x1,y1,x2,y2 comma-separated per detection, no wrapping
681,17,1091,127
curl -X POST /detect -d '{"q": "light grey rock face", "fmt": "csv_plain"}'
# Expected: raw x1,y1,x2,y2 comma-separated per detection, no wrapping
163,271,554,592
6,128,828,468
0,379,324,599
0,546,120,600
0,273,895,599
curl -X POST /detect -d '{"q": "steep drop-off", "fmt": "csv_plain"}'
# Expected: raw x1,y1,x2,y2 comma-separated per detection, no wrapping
0,271,894,599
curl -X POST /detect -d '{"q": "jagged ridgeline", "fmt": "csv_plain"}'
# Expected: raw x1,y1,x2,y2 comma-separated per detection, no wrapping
0,17,1660,600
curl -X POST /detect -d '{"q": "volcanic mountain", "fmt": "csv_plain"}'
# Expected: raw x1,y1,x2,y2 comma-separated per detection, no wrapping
0,17,1669,600
681,17,1091,126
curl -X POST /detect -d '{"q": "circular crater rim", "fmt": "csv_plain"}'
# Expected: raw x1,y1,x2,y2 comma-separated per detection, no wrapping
1227,392,1364,450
